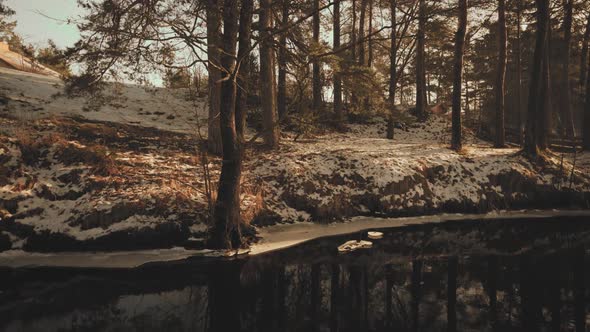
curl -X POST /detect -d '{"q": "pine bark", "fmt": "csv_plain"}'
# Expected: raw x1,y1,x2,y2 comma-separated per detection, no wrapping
415,0,427,121
538,32,551,150
312,0,322,113
351,0,357,110
581,14,590,93
206,0,223,154
562,0,575,138
451,0,467,151
367,0,373,68
277,0,289,118
351,0,357,61
387,0,397,140
364,0,373,109
524,0,549,157
358,0,367,67
260,0,280,148
235,0,253,143
333,0,343,124
515,0,523,144
495,0,507,148
585,51,590,150
209,0,241,249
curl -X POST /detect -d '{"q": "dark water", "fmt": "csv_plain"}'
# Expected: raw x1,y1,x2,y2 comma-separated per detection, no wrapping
1,217,589,332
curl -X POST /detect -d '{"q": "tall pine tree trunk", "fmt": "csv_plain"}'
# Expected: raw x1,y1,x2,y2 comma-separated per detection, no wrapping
524,0,549,157
278,0,289,118
312,0,322,114
451,0,467,151
580,14,590,97
387,0,397,140
235,0,253,143
260,0,280,148
495,0,507,148
351,0,357,111
585,53,590,150
358,0,367,67
333,0,343,124
206,0,223,154
516,0,523,144
538,32,551,150
364,0,373,109
416,0,427,121
562,0,575,138
209,0,241,249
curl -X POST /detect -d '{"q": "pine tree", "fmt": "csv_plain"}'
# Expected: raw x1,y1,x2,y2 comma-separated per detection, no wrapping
451,0,467,151
494,0,507,148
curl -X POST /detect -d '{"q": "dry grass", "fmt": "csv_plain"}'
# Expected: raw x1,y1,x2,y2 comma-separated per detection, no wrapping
54,142,118,176
15,131,63,166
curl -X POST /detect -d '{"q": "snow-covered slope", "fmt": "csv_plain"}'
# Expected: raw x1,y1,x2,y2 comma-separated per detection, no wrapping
251,116,589,224
0,67,207,133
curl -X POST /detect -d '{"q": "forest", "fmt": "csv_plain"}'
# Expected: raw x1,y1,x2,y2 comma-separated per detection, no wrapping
58,0,590,249
0,1,588,257
2,0,590,331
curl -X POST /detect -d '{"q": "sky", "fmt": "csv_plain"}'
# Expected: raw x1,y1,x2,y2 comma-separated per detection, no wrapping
6,0,80,49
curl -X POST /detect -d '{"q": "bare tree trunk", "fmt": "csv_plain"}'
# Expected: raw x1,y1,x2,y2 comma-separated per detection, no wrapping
538,32,551,150
585,53,590,150
235,0,253,143
516,0,523,144
206,0,223,154
451,0,467,151
465,68,470,114
495,0,507,148
416,0,427,121
364,0,373,109
277,0,289,119
260,0,280,148
367,0,373,68
351,0,357,111
312,0,322,114
562,0,575,138
209,0,241,249
524,0,549,157
581,13,590,93
333,0,343,125
387,0,397,140
358,0,367,67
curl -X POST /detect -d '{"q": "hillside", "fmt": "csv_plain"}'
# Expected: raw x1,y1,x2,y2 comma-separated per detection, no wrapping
0,67,589,253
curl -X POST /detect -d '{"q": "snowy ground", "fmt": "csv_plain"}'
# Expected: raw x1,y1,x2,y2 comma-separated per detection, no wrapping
0,67,589,254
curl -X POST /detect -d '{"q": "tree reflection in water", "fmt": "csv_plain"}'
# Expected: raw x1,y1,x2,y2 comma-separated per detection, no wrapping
1,218,589,332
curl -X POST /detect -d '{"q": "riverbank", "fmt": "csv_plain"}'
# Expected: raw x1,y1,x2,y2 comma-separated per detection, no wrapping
0,68,589,254
1,210,590,268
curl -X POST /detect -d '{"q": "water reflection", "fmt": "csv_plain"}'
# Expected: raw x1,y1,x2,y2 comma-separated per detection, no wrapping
1,218,589,332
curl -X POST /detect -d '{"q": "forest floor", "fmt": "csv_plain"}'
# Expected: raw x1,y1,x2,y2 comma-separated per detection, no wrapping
0,67,589,254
